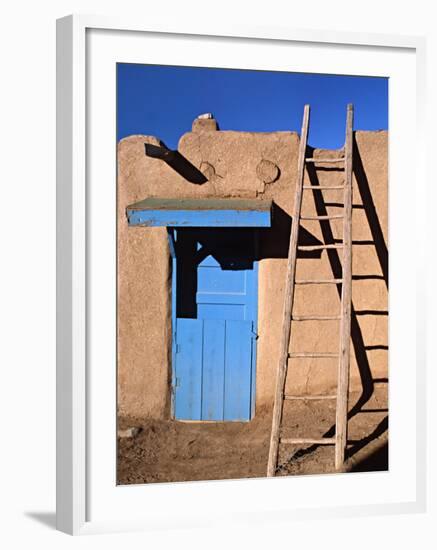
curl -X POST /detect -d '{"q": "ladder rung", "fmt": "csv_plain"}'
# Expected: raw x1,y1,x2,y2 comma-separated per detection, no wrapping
280,437,336,445
303,185,345,190
300,215,344,220
295,279,343,285
288,352,338,358
298,244,344,251
292,315,341,321
284,394,337,400
305,157,344,163
305,157,345,162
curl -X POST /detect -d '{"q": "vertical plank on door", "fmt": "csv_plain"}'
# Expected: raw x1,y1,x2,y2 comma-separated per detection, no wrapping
201,319,226,420
174,318,203,420
224,320,253,421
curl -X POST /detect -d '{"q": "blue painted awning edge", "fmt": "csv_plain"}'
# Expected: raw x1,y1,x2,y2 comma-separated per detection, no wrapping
126,204,272,228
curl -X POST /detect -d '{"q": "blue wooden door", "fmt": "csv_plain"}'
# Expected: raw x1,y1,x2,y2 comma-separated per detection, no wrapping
173,229,257,421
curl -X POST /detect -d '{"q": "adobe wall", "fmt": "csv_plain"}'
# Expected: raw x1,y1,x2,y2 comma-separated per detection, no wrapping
117,117,388,419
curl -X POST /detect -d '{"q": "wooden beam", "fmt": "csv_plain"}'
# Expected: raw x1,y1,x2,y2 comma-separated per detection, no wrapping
303,185,345,190
295,278,343,284
280,438,336,445
289,352,338,358
335,103,354,471
266,105,310,477
284,395,337,400
292,315,341,321
305,158,345,163
300,215,344,220
297,244,344,251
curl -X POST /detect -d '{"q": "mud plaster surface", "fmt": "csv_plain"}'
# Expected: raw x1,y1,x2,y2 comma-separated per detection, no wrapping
118,126,388,420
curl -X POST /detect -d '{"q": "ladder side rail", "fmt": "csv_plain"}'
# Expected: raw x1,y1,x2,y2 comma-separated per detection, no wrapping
266,105,310,477
334,104,354,470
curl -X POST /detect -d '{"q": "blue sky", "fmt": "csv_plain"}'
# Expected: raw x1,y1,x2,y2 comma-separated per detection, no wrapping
117,64,388,150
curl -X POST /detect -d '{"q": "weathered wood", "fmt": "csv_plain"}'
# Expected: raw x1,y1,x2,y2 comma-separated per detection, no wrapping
303,185,345,190
280,438,336,445
300,214,344,220
266,105,310,477
335,103,354,471
292,315,341,321
267,104,354,476
297,244,343,251
127,198,273,228
284,395,337,400
295,278,343,284
305,157,345,163
289,352,338,358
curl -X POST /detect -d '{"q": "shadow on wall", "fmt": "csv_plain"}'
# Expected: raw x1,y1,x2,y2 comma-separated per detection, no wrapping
350,441,388,472
145,142,208,184
283,136,389,468
174,204,326,319
347,415,388,462
258,203,325,260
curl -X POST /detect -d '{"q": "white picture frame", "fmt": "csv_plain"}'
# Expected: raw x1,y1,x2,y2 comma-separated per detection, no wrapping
56,14,427,536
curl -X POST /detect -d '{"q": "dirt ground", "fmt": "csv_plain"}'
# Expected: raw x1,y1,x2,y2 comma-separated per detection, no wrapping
117,385,388,485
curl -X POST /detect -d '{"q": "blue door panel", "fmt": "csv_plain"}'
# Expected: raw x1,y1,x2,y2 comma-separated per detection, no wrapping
198,264,247,294
174,318,203,420
201,320,226,420
196,293,248,305
173,229,257,421
197,303,246,321
224,320,253,421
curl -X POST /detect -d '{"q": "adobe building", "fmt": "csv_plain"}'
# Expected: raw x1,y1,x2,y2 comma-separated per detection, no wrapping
117,115,388,422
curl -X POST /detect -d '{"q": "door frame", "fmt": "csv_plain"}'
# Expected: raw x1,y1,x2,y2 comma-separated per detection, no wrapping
167,227,259,421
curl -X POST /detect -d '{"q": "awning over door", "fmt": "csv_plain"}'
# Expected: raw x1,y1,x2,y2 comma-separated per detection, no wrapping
126,197,273,227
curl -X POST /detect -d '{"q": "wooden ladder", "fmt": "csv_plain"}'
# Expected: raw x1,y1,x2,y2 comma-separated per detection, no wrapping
267,103,354,476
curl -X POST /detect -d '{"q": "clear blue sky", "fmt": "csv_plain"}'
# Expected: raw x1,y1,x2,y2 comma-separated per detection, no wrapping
117,64,388,150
